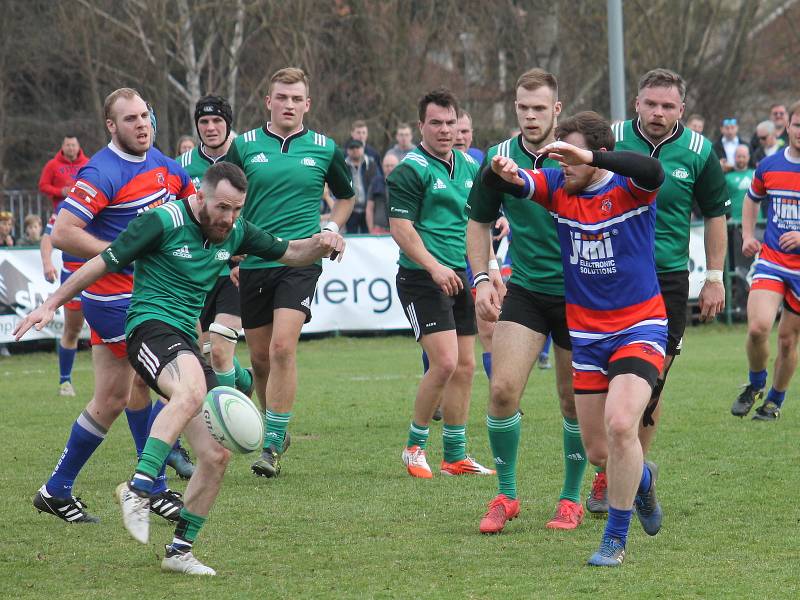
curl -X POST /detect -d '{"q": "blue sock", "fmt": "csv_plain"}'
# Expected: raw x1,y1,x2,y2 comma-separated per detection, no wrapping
146,400,170,494
421,350,429,374
125,405,152,457
131,473,155,495
57,343,77,384
482,352,492,379
541,334,552,357
767,387,786,408
45,410,106,498
749,369,767,390
638,462,652,495
604,506,633,545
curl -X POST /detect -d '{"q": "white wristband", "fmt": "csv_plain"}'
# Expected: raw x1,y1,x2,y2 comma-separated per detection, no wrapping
488,259,500,271
323,222,340,234
705,269,723,284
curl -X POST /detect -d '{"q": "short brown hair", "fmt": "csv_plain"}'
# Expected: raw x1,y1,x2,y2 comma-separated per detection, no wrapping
396,122,412,133
269,67,310,95
515,68,558,99
103,87,143,121
638,68,686,102
351,119,367,131
24,214,41,229
787,101,800,124
202,161,248,195
418,88,459,123
555,111,614,151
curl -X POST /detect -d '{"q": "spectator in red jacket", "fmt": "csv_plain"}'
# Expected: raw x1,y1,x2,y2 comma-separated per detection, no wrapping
38,135,89,210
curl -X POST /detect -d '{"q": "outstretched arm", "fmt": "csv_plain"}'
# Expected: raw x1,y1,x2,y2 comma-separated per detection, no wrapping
14,254,108,340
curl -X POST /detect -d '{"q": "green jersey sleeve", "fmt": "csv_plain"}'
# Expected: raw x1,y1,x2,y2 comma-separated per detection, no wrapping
387,163,425,221
694,152,730,218
101,210,164,272
224,139,244,169
326,145,355,199
236,220,290,261
468,158,502,223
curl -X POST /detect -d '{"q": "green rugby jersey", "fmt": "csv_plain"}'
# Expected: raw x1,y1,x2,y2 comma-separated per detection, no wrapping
177,144,232,275
387,146,479,270
725,168,756,223
100,199,288,339
612,119,730,273
225,126,353,269
468,135,564,296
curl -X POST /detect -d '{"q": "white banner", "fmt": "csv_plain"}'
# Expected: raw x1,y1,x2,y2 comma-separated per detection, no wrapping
0,248,90,343
302,235,410,333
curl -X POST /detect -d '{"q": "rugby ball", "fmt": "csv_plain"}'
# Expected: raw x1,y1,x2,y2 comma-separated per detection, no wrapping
202,386,263,454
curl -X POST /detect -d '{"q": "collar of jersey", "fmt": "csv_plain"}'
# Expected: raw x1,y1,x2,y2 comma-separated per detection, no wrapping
632,118,683,158
263,123,308,152
108,141,146,163
199,144,227,165
417,144,455,178
783,146,800,164
583,171,614,193
516,135,549,168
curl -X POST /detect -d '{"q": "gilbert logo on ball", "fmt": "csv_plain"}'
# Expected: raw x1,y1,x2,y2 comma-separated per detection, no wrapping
203,386,263,453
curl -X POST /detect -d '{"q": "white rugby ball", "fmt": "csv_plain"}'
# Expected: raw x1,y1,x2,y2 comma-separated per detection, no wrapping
202,386,263,454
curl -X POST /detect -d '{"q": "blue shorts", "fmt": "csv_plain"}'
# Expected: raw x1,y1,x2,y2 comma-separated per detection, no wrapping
571,322,667,394
81,296,129,358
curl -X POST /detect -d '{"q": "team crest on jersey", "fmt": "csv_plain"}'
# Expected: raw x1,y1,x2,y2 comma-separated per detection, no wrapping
157,172,165,186
465,180,473,189
569,230,616,275
672,167,689,179
215,249,231,261
302,157,317,167
601,198,613,214
433,178,447,190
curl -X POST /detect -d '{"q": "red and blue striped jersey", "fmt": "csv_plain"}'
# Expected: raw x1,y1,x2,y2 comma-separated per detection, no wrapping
46,207,85,273
62,143,194,299
748,148,800,271
518,167,665,337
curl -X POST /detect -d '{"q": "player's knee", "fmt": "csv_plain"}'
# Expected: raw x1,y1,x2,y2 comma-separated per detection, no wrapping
748,320,772,341
268,338,297,367
584,444,607,468
456,354,475,379
777,330,799,357
428,354,458,381
490,378,519,411
209,344,232,370
197,438,231,471
248,345,269,369
605,411,638,443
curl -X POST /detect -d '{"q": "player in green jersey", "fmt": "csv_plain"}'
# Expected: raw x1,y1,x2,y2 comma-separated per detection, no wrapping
389,88,494,479
225,67,355,478
14,162,344,575
177,96,255,401
584,69,729,513
724,145,755,222
468,69,588,532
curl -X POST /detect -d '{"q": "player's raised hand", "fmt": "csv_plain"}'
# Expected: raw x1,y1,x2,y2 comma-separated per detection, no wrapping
430,263,463,296
491,155,525,186
741,236,761,257
13,304,56,341
316,230,346,262
540,141,593,167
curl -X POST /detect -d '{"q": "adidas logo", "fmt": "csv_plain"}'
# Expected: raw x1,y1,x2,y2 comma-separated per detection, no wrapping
172,245,192,259
567,453,584,461
302,157,317,167
300,296,311,309
433,178,447,190
672,167,689,179
494,457,506,465
250,153,268,164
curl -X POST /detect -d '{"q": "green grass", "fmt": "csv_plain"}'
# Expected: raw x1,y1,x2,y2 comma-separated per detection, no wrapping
1,325,798,598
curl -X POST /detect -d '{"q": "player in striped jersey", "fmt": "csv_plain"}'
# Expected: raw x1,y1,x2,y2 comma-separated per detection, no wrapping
733,101,800,421
32,88,194,524
484,111,666,567
225,67,355,478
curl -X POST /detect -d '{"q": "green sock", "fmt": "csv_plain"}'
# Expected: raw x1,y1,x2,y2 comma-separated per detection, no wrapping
596,465,604,474
442,424,467,463
214,367,236,388
264,410,291,451
406,422,429,449
137,437,173,479
174,507,207,544
559,417,587,502
233,356,253,394
487,413,521,499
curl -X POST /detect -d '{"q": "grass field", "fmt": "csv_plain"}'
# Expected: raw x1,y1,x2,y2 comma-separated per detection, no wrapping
1,324,799,599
